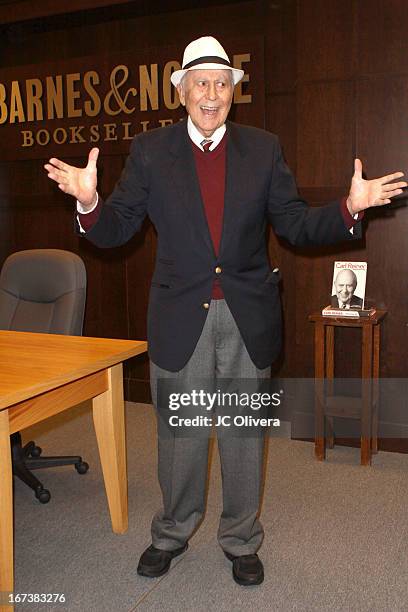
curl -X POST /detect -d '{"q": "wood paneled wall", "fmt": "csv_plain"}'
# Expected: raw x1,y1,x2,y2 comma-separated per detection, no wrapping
1,1,407,429
294,0,408,385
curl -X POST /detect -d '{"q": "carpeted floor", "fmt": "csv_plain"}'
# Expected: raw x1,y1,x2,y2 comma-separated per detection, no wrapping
12,401,408,611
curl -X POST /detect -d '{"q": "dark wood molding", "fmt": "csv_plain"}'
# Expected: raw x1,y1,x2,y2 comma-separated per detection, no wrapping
0,0,131,25
0,0,250,26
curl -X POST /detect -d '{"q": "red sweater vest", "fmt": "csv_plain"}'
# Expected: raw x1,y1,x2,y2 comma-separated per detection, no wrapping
192,133,227,299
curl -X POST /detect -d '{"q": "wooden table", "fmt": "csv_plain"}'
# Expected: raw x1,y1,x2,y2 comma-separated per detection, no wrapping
309,310,387,466
0,330,147,611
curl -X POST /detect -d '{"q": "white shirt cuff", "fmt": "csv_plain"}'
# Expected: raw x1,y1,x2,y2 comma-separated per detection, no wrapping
76,193,98,233
76,193,98,214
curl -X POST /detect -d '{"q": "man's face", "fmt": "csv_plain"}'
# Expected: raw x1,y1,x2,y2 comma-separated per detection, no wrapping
177,69,234,138
335,270,357,305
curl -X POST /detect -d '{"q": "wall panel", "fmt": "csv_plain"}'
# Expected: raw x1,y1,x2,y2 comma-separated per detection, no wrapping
297,81,354,187
264,0,296,94
357,0,408,76
357,76,408,176
297,0,355,81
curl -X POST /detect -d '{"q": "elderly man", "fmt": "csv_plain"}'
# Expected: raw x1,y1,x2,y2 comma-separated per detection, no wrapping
45,36,406,586
331,268,363,308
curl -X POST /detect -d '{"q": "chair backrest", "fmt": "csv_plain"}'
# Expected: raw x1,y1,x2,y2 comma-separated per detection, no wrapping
0,249,86,335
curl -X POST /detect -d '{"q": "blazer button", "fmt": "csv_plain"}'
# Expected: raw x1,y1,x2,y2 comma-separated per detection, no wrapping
203,302,210,309
215,266,222,274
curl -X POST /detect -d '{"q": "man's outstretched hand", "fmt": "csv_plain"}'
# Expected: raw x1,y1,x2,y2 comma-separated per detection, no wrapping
347,158,407,215
44,147,99,210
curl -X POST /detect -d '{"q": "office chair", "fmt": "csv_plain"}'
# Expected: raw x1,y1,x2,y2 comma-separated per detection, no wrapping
0,249,89,503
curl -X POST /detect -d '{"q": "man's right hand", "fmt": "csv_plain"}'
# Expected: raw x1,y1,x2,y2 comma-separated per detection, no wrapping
44,147,99,210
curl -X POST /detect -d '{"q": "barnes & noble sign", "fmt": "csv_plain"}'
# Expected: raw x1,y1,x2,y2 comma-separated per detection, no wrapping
0,39,264,160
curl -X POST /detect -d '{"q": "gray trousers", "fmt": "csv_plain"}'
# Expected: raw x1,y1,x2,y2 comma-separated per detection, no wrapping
150,299,270,557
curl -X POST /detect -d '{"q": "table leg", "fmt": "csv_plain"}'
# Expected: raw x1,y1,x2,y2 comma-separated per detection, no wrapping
92,364,128,534
325,326,335,449
315,322,326,460
0,410,13,612
371,324,380,454
361,325,373,466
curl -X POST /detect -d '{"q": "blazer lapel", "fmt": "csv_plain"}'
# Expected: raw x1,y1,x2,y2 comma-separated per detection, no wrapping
169,121,216,257
218,121,248,258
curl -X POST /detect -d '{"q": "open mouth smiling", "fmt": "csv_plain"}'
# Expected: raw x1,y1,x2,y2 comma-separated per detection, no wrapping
200,106,218,115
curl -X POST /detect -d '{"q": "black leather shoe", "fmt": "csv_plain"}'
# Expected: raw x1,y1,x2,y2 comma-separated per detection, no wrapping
137,543,188,577
224,551,264,586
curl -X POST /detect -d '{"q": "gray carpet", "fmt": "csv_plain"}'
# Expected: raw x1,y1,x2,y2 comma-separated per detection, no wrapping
12,402,408,611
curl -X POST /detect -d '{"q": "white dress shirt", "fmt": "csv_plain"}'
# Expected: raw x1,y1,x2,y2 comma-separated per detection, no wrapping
187,116,226,151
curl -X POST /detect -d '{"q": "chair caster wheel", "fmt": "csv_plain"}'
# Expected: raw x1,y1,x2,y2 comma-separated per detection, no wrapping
75,461,89,475
30,445,42,458
36,489,51,504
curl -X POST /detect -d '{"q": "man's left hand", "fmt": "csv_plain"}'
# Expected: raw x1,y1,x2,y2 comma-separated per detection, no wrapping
346,158,407,215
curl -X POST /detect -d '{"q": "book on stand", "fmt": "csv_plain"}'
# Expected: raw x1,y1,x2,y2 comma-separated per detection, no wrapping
322,261,374,317
322,305,375,318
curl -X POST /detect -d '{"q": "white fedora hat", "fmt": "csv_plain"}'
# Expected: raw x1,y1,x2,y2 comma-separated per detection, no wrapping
170,36,244,87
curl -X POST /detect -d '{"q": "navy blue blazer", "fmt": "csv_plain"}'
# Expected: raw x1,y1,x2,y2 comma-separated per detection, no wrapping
79,119,360,371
